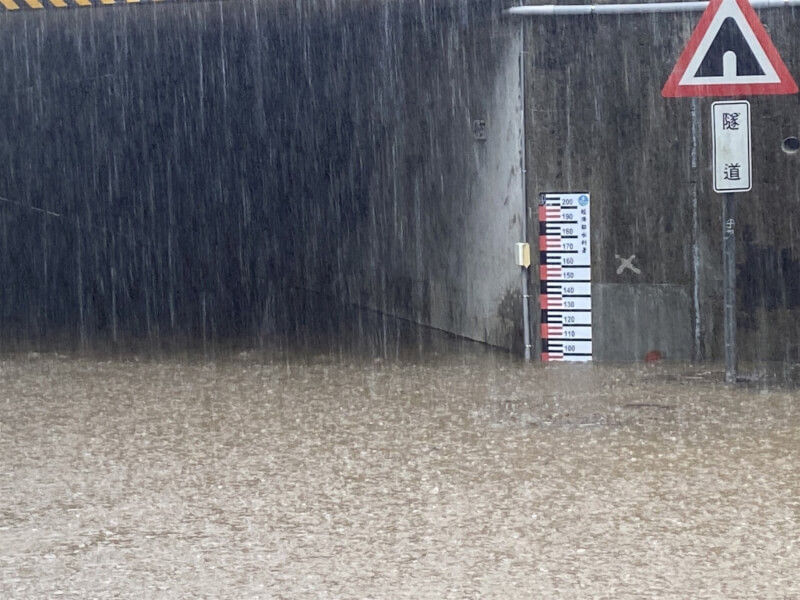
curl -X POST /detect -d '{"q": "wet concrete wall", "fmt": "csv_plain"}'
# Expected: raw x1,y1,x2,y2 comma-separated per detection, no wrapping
0,0,524,351
524,7,800,364
6,0,797,364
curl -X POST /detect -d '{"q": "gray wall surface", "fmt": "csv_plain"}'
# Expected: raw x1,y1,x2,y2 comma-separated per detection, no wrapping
524,7,800,364
3,0,799,364
0,0,525,351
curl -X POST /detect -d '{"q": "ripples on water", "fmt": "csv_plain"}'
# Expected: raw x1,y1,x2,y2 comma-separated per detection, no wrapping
1,347,799,598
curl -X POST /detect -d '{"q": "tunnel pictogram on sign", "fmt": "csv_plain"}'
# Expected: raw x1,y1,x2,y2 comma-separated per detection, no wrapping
662,0,798,97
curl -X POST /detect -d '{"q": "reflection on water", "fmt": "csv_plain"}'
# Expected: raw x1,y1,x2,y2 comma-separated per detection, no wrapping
1,348,799,598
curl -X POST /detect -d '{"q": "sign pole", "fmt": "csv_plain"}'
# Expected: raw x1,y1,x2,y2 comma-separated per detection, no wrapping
712,100,749,383
722,192,737,383
657,0,795,379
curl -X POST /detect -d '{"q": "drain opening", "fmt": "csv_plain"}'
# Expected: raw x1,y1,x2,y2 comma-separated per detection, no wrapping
781,136,800,154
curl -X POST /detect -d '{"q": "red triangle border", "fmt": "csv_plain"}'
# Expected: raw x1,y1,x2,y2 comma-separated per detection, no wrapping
662,0,798,98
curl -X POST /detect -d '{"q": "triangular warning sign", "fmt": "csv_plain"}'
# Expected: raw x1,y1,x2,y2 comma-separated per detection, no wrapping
662,0,798,97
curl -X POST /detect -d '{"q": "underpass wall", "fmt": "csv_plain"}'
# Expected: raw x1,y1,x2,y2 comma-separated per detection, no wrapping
0,0,525,351
524,7,800,364
335,3,525,349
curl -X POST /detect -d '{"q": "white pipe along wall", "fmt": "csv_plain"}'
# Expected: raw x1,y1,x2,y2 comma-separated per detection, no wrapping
506,0,800,16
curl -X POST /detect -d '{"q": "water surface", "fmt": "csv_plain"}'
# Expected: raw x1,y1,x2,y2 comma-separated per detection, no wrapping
1,351,798,598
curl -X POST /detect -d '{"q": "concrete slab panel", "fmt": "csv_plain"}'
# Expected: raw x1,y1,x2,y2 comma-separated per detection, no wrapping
593,284,693,362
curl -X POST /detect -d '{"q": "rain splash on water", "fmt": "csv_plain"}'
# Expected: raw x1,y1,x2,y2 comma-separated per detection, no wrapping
1,348,799,598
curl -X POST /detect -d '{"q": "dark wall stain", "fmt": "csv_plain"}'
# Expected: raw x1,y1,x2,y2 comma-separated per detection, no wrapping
740,226,800,323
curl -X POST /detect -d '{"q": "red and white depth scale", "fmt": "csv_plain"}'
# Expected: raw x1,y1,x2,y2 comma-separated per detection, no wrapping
538,193,592,362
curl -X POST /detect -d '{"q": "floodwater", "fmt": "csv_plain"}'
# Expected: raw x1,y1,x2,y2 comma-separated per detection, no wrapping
1,349,799,599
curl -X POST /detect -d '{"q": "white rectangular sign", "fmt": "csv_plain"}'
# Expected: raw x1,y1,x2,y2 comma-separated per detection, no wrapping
539,193,592,362
712,100,751,193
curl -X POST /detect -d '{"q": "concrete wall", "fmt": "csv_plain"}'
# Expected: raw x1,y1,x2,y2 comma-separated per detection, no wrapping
6,0,798,364
524,7,800,364
0,0,525,351
333,2,525,349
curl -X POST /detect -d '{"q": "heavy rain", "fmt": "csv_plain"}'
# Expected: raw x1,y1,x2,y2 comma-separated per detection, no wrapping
1,0,800,597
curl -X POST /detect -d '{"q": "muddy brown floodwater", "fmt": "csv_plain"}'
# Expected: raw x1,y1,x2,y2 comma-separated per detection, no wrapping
1,350,799,599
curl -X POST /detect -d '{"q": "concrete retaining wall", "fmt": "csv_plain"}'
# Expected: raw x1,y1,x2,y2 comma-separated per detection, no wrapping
524,7,800,363
2,0,798,363
0,0,525,350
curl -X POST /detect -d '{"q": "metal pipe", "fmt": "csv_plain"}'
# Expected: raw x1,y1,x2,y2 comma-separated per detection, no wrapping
723,193,737,383
690,98,702,363
506,0,800,16
521,269,532,361
518,17,532,361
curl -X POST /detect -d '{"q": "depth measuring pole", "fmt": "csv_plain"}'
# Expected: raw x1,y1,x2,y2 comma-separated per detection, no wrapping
712,100,750,383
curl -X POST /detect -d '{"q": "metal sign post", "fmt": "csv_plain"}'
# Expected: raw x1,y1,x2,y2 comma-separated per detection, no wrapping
712,100,750,383
722,193,737,382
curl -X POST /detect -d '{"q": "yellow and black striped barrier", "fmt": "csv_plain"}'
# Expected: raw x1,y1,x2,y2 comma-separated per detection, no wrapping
1,0,164,10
